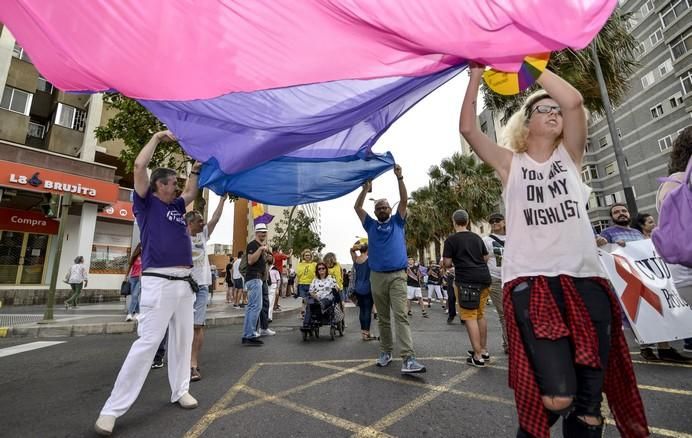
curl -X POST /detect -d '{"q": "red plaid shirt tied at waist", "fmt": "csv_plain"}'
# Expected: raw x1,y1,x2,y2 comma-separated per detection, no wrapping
503,275,649,438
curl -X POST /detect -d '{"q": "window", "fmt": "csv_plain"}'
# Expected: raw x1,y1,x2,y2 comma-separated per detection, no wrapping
54,103,86,131
658,135,674,151
625,17,638,31
641,0,655,15
670,32,691,60
659,59,674,77
90,245,130,274
586,139,593,153
27,121,46,139
604,192,623,207
0,86,33,115
660,0,690,27
592,220,610,234
633,42,647,59
588,192,603,210
11,43,31,62
650,103,664,118
617,128,622,138
599,136,609,149
649,28,664,46
605,162,618,176
669,92,684,108
582,165,599,182
681,69,692,94
36,76,53,94
641,71,656,88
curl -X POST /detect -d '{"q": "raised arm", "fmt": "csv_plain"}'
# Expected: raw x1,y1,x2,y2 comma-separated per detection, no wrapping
459,63,512,184
394,165,407,219
206,194,227,236
133,130,176,198
536,69,587,166
180,161,202,207
354,180,370,223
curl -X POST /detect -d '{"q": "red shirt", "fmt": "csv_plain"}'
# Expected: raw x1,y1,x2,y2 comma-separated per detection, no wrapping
273,252,289,273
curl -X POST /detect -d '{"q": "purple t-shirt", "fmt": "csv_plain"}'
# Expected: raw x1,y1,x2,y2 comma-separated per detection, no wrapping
133,190,192,270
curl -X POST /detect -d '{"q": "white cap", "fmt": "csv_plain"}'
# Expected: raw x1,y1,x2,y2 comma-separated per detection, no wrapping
255,223,268,233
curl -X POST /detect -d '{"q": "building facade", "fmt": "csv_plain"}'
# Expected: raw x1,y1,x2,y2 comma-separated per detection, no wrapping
0,25,136,304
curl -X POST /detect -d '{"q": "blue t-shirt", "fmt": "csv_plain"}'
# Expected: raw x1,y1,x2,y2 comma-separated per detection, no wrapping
133,190,192,270
362,212,407,272
353,259,371,295
600,225,644,244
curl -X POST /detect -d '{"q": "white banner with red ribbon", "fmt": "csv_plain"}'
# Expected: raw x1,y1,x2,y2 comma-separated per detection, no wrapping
598,240,692,344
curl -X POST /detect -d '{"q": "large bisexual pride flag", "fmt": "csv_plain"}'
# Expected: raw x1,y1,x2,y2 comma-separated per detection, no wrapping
0,1,616,205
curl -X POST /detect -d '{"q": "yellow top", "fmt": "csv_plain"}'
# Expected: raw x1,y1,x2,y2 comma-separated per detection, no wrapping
297,261,316,285
328,263,343,290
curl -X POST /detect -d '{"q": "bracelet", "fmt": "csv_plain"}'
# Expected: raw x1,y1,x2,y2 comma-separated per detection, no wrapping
190,171,200,176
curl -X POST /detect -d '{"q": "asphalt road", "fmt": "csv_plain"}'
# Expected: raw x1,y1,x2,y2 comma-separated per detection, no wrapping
1,303,691,438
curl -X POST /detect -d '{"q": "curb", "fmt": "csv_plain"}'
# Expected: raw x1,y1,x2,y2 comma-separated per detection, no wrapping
0,306,302,339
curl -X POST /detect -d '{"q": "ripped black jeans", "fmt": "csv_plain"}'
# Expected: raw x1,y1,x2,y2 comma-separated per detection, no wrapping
512,277,612,421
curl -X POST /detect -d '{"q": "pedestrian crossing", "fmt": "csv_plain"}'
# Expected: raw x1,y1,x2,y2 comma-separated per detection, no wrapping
0,341,65,358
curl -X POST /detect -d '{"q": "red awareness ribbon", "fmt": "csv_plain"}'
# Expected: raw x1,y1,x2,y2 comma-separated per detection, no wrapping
613,254,664,322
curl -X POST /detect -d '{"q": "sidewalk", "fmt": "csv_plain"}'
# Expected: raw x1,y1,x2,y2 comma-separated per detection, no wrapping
0,290,303,338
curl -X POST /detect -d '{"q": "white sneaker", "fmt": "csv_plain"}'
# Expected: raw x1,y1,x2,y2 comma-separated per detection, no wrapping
94,415,116,436
177,392,198,409
254,330,261,338
125,314,133,322
260,328,276,336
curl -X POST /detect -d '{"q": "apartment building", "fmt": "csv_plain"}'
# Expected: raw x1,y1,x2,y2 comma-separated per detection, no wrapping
585,0,691,231
0,25,136,304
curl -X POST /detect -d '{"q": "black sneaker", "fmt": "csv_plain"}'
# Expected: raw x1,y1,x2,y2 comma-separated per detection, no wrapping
657,348,692,363
242,337,263,346
151,358,164,369
407,310,412,316
446,318,454,325
466,356,486,368
639,347,660,361
467,350,490,361
422,312,429,318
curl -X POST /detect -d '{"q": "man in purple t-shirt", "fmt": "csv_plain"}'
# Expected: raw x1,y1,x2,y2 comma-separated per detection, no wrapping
96,131,201,436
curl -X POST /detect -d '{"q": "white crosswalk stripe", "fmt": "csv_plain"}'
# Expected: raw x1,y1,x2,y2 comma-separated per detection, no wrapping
0,341,66,358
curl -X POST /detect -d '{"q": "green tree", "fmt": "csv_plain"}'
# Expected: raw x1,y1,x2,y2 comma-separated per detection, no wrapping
271,209,325,254
482,10,638,123
94,93,187,174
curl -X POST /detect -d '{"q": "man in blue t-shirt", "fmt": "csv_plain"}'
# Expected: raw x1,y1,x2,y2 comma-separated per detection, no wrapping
96,131,201,436
354,164,425,374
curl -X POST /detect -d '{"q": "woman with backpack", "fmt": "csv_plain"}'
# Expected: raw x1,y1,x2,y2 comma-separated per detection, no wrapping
655,126,692,353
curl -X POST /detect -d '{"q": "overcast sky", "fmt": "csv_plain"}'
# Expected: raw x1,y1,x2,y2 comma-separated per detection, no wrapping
207,73,480,263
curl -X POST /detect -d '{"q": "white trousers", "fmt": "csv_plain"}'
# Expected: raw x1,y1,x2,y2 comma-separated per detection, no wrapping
101,268,194,417
268,284,277,320
428,285,444,300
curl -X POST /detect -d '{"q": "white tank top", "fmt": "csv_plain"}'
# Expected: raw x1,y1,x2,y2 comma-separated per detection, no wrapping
502,144,605,284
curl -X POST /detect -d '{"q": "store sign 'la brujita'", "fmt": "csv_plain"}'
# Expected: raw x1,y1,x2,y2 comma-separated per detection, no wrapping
0,160,119,204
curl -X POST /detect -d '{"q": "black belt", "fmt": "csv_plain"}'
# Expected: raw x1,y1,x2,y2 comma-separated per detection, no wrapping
142,272,199,293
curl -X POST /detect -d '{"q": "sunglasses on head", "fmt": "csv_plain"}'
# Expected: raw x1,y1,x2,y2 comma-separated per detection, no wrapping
530,104,562,116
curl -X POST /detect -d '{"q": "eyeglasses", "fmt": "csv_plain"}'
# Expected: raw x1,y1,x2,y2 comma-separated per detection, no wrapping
530,105,562,116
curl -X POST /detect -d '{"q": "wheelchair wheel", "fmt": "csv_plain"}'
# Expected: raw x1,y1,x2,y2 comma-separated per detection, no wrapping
330,326,336,340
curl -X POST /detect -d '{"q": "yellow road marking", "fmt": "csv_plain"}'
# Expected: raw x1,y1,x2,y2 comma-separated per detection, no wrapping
638,384,692,396
351,367,478,437
632,359,692,369
603,419,692,438
213,361,372,418
242,386,393,438
183,364,261,438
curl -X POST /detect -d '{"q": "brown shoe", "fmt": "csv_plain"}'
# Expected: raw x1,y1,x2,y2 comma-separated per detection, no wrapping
190,367,201,382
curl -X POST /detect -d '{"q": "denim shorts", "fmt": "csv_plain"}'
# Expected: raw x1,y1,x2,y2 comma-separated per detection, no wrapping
297,284,310,298
233,278,244,289
193,284,210,326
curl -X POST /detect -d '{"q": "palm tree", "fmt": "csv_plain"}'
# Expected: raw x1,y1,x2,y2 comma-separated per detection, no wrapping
481,9,638,123
428,153,502,224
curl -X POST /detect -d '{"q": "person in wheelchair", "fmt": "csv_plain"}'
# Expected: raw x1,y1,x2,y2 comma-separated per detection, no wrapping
302,262,341,328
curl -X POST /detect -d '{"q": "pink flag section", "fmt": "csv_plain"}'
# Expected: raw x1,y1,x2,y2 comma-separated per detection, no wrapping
0,0,616,100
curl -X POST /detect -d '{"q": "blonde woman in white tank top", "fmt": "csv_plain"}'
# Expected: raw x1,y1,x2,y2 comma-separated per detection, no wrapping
459,64,647,438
